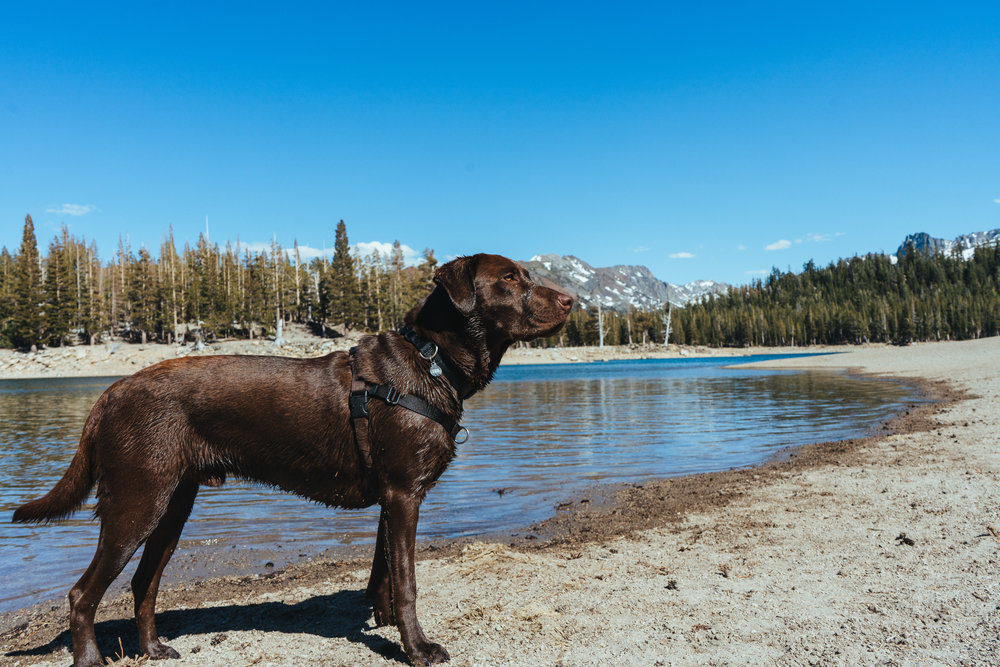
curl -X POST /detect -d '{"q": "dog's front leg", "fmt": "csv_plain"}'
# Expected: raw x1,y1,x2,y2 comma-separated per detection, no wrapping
382,489,450,665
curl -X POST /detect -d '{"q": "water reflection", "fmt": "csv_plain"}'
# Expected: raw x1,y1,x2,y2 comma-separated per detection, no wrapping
0,356,916,612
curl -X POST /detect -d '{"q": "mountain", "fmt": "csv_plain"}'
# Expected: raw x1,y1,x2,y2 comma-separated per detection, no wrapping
519,254,728,311
896,228,1000,260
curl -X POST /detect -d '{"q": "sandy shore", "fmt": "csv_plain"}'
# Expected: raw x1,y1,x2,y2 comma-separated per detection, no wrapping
3,337,999,665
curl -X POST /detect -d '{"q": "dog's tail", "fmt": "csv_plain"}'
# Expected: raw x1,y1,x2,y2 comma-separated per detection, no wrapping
12,392,106,524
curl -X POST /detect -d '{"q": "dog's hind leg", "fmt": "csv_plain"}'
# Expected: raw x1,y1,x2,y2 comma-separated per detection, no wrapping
131,479,199,660
68,496,170,667
365,506,396,626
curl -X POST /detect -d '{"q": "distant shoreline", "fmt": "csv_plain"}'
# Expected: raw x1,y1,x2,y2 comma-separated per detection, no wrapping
0,330,857,380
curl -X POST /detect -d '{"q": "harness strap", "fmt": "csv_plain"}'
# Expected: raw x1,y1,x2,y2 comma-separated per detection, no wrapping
348,347,469,476
349,350,374,472
363,383,467,440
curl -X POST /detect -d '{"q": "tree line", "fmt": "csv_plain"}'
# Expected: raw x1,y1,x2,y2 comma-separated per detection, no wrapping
551,306,671,348
3,213,998,351
0,215,438,350
668,244,1000,347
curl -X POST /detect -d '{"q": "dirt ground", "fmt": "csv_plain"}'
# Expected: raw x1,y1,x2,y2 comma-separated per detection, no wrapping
2,337,999,665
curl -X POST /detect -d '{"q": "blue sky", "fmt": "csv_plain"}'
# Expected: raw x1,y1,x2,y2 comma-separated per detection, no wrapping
2,2,998,286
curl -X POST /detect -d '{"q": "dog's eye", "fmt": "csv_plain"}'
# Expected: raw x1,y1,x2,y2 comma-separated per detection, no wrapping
502,273,516,282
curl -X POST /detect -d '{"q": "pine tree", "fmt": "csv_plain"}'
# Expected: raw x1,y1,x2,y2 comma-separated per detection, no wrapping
219,241,242,336
0,247,15,346
10,215,46,349
244,249,269,331
159,229,182,341
408,248,439,309
128,247,160,342
270,236,284,335
324,220,361,328
362,249,385,331
80,241,105,343
292,240,305,322
388,240,406,326
43,226,76,345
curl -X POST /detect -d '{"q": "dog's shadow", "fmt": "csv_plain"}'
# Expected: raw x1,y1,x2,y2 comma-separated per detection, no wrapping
6,589,409,664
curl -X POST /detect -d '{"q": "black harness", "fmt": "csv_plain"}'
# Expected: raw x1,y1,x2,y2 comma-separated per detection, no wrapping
348,327,471,476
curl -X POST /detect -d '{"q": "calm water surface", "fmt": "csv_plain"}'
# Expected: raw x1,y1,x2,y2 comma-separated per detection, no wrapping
0,355,917,612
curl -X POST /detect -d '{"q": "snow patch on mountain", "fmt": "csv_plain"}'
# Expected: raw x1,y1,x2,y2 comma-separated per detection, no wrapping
895,229,1000,261
521,254,727,311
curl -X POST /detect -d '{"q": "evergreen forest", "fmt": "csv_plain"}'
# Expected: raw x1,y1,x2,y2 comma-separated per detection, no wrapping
0,215,438,350
668,245,1000,347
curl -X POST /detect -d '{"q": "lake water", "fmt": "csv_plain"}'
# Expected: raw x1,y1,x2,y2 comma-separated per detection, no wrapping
0,354,918,613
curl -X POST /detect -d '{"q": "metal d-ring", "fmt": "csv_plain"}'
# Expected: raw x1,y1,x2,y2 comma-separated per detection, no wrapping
453,426,470,444
419,342,438,361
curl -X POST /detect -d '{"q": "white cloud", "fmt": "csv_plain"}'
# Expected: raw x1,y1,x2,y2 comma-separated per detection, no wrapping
759,233,841,251
46,203,97,216
235,241,274,255
994,198,1000,204
291,244,330,261
669,251,695,259
737,244,746,251
802,232,844,243
745,269,770,275
354,241,421,265
234,239,421,266
633,245,650,253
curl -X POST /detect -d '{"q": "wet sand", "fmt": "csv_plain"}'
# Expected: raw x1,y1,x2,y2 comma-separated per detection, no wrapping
3,337,999,665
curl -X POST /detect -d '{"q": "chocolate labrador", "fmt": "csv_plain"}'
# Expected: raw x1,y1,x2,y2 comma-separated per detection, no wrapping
13,253,573,666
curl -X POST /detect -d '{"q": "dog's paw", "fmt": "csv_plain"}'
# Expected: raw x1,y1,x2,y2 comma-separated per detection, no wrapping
72,658,105,667
144,641,181,660
71,646,107,667
407,640,450,665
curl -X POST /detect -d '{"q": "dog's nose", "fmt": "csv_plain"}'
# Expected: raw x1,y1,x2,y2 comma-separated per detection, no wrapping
556,293,574,311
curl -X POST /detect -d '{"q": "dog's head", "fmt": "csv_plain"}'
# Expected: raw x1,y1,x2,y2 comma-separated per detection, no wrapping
433,254,573,341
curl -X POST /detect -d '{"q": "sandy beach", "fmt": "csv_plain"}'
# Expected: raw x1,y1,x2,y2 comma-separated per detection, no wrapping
3,336,998,665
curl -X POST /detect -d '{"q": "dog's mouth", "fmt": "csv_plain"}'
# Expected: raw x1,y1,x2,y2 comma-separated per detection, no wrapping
533,321,568,340
520,309,571,341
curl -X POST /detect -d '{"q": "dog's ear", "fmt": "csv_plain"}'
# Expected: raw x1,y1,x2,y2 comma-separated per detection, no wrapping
433,256,477,316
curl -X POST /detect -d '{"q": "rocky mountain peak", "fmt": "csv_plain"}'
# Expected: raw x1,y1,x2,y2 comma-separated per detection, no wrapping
520,254,727,311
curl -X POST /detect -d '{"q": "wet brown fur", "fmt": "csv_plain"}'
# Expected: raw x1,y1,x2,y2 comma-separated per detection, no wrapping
12,253,572,666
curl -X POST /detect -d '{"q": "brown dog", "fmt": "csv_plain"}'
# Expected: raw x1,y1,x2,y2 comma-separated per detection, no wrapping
14,253,572,666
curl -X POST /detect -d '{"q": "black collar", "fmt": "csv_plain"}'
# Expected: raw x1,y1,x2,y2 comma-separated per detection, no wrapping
398,326,477,400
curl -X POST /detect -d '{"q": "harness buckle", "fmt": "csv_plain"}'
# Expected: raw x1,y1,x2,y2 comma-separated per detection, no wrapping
384,386,402,405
